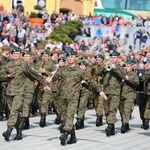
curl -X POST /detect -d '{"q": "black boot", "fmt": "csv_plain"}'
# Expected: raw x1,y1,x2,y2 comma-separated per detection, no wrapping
0,112,4,121
14,128,22,140
23,117,30,130
58,122,65,133
121,123,127,134
96,115,103,127
55,115,61,125
105,124,115,136
126,123,130,131
2,126,13,141
67,130,77,144
143,119,149,130
75,118,84,130
39,115,46,127
59,131,69,146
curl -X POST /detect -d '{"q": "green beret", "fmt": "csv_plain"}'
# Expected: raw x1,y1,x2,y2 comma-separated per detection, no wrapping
144,59,150,64
125,60,132,66
22,51,31,56
11,47,21,54
81,55,88,59
41,50,50,55
95,54,104,59
78,61,87,66
67,49,77,56
58,57,67,62
130,59,136,64
110,51,120,57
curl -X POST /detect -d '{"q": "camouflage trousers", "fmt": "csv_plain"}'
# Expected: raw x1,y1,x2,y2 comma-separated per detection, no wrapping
39,90,53,115
77,92,90,119
94,92,104,117
22,93,34,117
138,93,148,120
103,94,120,124
53,93,62,116
144,95,150,119
119,98,134,123
6,94,24,128
62,99,78,132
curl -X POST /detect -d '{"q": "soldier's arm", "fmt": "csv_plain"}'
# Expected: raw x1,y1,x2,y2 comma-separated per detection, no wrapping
96,64,105,76
143,70,150,83
112,64,125,79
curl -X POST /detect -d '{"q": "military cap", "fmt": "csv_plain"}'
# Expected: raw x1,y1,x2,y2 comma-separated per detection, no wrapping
37,44,45,50
130,59,136,64
50,49,58,55
124,60,132,66
58,57,67,62
81,55,88,59
11,47,21,54
41,50,50,55
144,59,150,64
95,54,104,59
57,50,65,55
22,50,31,56
2,45,11,51
110,51,120,57
78,61,87,66
67,49,77,56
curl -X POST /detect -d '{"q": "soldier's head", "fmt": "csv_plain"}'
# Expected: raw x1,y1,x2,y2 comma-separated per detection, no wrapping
58,57,67,67
124,60,132,72
67,49,77,65
78,61,87,70
50,50,58,60
2,45,11,58
144,59,150,70
22,51,31,62
41,50,50,62
36,44,45,56
95,53,104,65
11,47,21,60
81,55,89,63
109,51,120,64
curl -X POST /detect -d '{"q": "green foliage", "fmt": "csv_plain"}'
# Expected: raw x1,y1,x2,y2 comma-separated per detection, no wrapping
47,20,83,44
39,40,47,46
29,12,37,18
34,4,42,10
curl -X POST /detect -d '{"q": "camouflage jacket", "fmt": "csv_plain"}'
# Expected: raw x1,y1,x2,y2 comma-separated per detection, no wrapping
53,65,101,100
143,70,150,95
96,64,125,95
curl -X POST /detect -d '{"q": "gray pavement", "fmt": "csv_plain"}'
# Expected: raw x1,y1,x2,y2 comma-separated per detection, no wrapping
0,106,149,150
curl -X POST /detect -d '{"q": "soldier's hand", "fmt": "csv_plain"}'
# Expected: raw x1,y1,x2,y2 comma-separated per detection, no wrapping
81,80,86,84
125,75,129,80
39,68,46,73
7,72,16,78
44,86,51,91
45,77,52,83
100,91,108,100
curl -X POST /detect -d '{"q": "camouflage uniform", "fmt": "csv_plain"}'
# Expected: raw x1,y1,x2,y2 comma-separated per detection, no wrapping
119,68,139,133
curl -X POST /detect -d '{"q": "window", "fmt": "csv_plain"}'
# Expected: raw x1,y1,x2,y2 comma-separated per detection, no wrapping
101,0,126,9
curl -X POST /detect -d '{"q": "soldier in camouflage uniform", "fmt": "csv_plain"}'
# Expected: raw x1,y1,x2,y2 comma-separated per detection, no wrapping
119,60,139,133
96,51,125,136
142,59,150,130
75,61,91,129
0,45,11,121
47,49,107,145
94,54,105,127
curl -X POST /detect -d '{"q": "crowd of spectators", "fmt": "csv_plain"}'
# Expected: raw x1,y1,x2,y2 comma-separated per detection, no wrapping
0,4,150,69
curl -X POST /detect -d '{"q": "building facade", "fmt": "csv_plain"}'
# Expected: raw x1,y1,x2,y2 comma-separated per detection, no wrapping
1,0,95,15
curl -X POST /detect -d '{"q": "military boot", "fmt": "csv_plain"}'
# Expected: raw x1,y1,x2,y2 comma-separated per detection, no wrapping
14,128,22,140
126,123,130,131
67,129,77,144
2,126,13,141
58,122,65,133
0,112,4,121
59,131,69,146
121,123,127,134
96,115,103,127
105,124,115,136
39,115,46,127
23,117,30,130
55,115,61,125
75,118,84,130
143,119,149,130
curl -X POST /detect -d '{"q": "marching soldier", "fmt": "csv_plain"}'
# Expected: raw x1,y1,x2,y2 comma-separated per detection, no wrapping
46,49,107,145
96,51,125,136
119,60,139,133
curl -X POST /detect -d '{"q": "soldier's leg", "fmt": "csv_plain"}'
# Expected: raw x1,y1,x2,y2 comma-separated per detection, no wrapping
60,99,78,145
76,94,89,129
118,99,125,122
105,95,120,136
143,95,150,130
0,83,3,120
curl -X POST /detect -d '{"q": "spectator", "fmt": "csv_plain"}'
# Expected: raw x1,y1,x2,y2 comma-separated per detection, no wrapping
0,4,4,12
93,26,103,41
83,25,91,37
